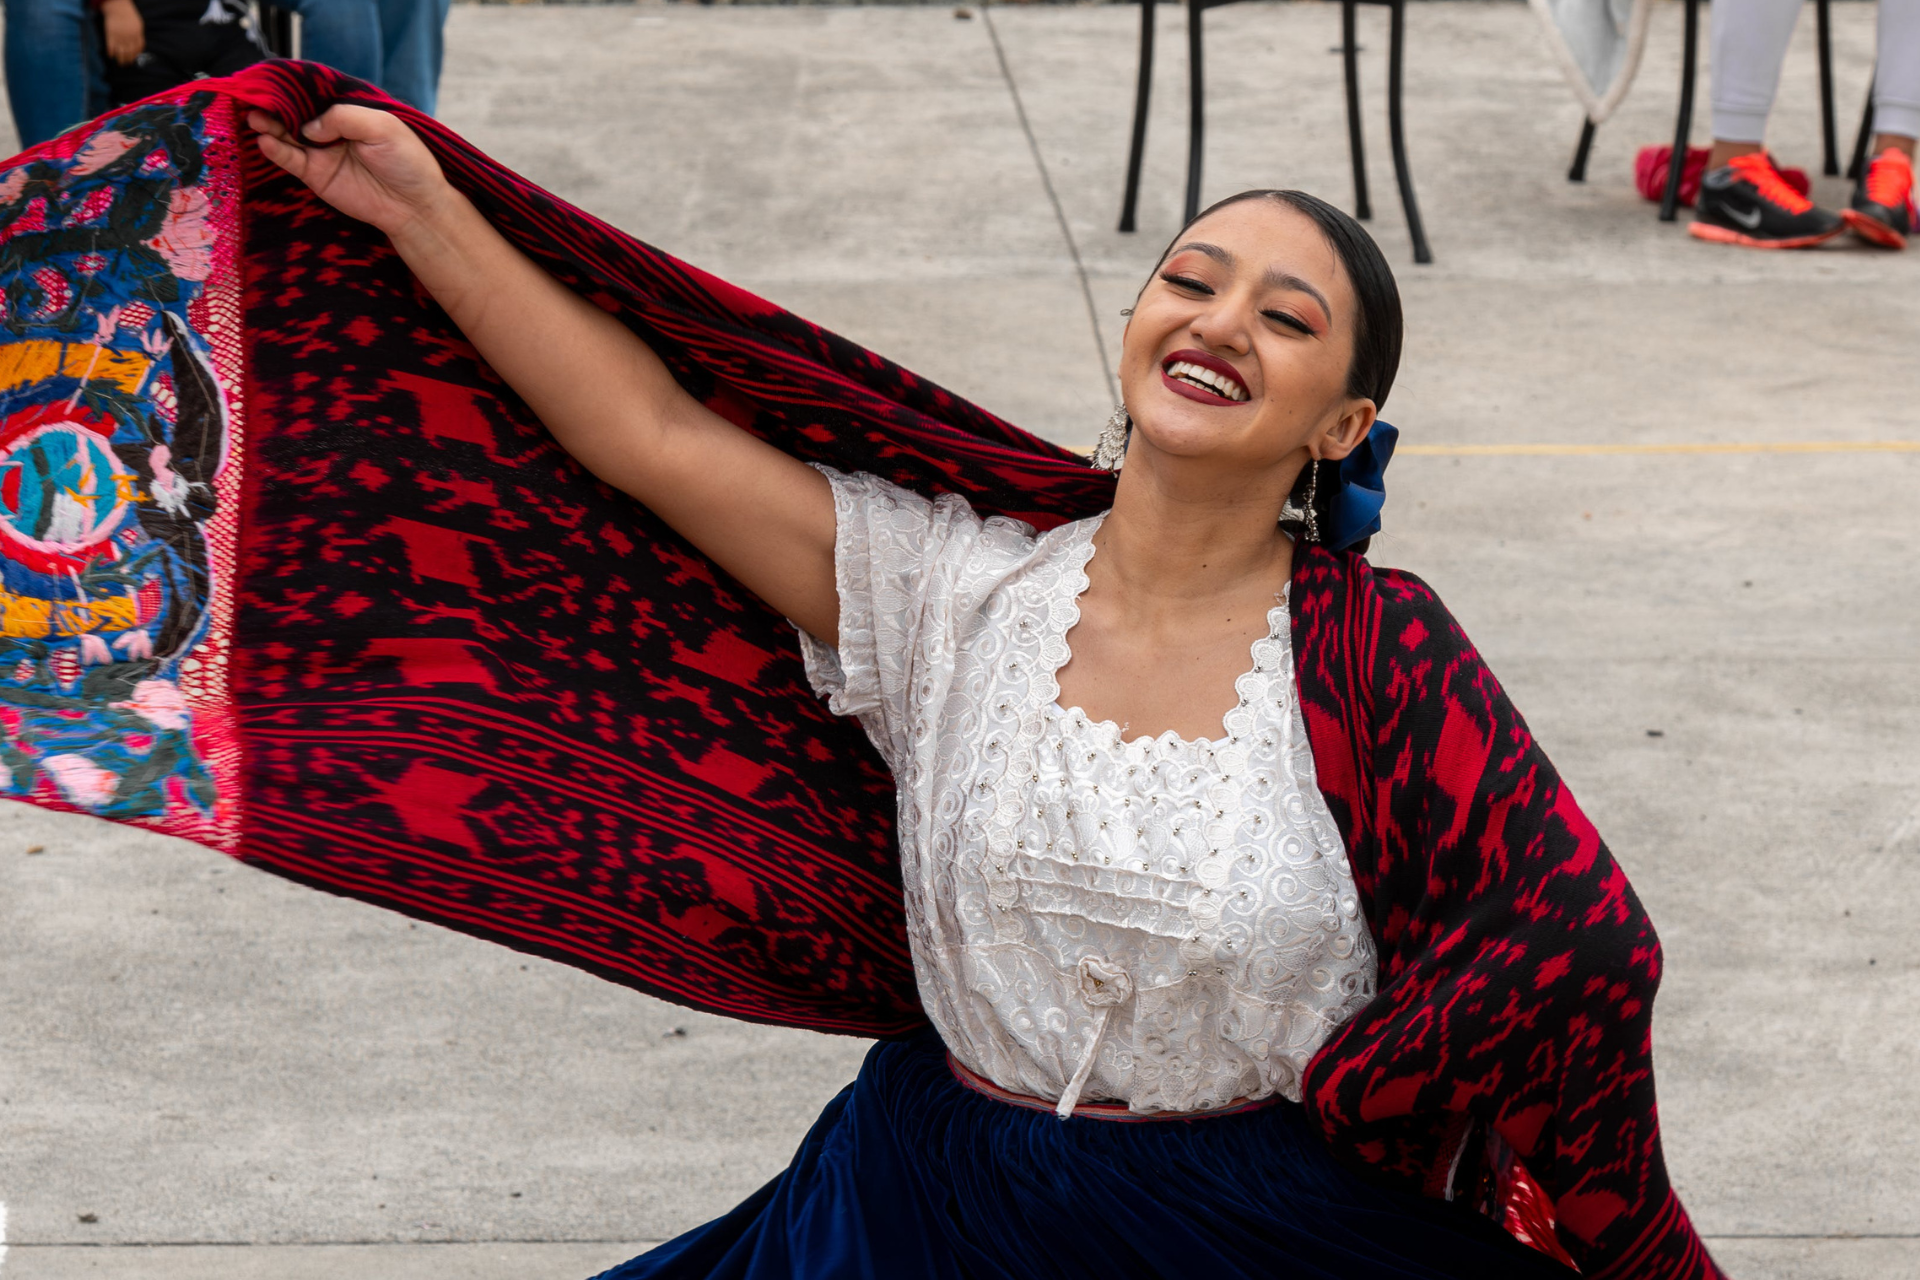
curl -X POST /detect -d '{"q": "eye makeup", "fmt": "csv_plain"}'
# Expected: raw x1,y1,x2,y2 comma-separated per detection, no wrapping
1262,309,1319,337
1157,269,1321,339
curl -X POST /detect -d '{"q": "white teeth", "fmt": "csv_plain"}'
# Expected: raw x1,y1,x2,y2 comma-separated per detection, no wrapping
1166,360,1248,402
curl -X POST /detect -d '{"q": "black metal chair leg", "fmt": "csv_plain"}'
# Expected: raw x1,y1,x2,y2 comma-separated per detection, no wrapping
1660,0,1700,222
1342,0,1371,220
1118,0,1158,233
260,3,295,58
1816,0,1838,175
1848,79,1876,180
1385,0,1431,263
1184,2,1207,224
1569,117,1597,182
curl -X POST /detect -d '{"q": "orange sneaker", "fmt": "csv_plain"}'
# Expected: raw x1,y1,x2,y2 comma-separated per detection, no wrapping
1689,152,1844,249
1843,148,1915,249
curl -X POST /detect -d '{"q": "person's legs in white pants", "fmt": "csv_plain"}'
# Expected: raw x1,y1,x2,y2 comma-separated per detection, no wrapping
1871,0,1920,148
1709,0,1806,159
1709,0,1918,165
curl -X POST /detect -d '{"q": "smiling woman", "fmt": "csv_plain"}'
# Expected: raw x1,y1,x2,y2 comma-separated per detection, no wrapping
1061,191,1404,745
236,88,1733,1279
4,62,1726,1280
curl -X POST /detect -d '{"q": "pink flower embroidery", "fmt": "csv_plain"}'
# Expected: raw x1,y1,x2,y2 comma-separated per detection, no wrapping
146,187,214,283
147,445,191,516
77,633,112,666
0,168,26,205
43,753,118,808
112,629,154,660
112,679,191,731
91,305,122,344
71,130,136,176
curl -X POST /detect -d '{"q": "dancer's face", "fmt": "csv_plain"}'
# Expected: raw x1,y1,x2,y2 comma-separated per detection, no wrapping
1118,200,1375,478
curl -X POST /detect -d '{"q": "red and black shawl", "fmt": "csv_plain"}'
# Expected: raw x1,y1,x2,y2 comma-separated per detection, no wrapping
0,62,1722,1279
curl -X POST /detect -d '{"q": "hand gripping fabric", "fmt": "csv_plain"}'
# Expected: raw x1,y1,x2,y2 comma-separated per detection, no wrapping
0,62,1724,1279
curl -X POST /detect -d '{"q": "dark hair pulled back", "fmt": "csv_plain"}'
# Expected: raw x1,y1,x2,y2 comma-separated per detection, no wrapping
1148,190,1402,546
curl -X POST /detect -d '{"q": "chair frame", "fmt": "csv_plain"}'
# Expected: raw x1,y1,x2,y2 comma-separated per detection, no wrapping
1118,0,1433,264
1567,0,1873,220
1845,78,1877,180
257,2,296,58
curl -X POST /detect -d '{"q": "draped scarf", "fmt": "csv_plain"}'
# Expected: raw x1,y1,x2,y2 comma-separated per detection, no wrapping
0,62,1721,1280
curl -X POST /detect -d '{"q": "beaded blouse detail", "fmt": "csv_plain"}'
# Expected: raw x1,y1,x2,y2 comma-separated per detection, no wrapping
798,468,1377,1116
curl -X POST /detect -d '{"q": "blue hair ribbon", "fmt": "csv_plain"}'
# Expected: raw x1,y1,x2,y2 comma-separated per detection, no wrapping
1322,419,1398,552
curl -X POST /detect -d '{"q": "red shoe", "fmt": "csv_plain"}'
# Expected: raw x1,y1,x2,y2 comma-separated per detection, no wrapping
1842,148,1915,249
1635,144,1810,208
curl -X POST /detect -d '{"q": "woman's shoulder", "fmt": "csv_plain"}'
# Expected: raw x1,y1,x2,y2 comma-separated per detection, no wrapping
1368,564,1457,632
1293,550,1488,702
1298,546,1457,628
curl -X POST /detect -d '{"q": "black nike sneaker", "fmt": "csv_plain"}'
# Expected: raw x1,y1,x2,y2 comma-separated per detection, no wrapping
1842,147,1915,249
1689,152,1844,249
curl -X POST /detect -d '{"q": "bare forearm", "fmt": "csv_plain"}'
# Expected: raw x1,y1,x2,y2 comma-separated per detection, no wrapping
252,103,841,642
380,189,841,641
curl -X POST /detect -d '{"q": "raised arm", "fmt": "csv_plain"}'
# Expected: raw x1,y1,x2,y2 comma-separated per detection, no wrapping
250,106,842,643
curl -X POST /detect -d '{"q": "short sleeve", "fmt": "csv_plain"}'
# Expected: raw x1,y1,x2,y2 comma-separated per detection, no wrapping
796,467,992,772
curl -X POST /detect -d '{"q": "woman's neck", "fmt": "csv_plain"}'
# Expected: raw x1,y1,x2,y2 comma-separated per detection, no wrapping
1092,453,1301,616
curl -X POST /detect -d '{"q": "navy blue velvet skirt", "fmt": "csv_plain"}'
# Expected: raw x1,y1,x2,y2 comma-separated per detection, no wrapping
596,1032,1575,1280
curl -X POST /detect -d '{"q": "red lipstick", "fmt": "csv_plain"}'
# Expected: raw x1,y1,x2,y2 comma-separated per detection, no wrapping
1159,349,1252,406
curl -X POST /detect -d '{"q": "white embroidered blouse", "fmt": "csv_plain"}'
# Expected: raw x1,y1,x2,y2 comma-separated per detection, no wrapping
797,468,1378,1117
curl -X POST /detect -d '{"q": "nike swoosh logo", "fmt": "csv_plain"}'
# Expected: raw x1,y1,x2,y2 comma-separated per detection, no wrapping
1727,206,1764,229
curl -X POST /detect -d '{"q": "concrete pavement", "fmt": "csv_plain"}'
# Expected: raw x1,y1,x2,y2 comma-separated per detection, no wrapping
2,3,1916,1277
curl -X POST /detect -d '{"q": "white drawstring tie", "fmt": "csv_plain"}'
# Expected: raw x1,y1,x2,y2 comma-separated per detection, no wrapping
1055,956,1133,1120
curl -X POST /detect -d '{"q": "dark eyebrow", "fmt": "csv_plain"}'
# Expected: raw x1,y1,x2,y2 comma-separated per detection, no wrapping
1169,240,1234,268
1164,241,1333,329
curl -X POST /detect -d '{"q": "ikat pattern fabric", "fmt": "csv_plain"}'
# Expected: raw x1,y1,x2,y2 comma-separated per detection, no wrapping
1290,555,1716,1279
0,61,1726,1279
797,468,1378,1118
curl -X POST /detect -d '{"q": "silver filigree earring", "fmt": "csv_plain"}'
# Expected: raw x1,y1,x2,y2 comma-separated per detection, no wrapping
1304,459,1321,543
1092,404,1131,471
1280,459,1321,540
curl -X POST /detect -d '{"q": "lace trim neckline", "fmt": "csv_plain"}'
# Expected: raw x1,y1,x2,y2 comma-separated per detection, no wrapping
1040,513,1292,755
